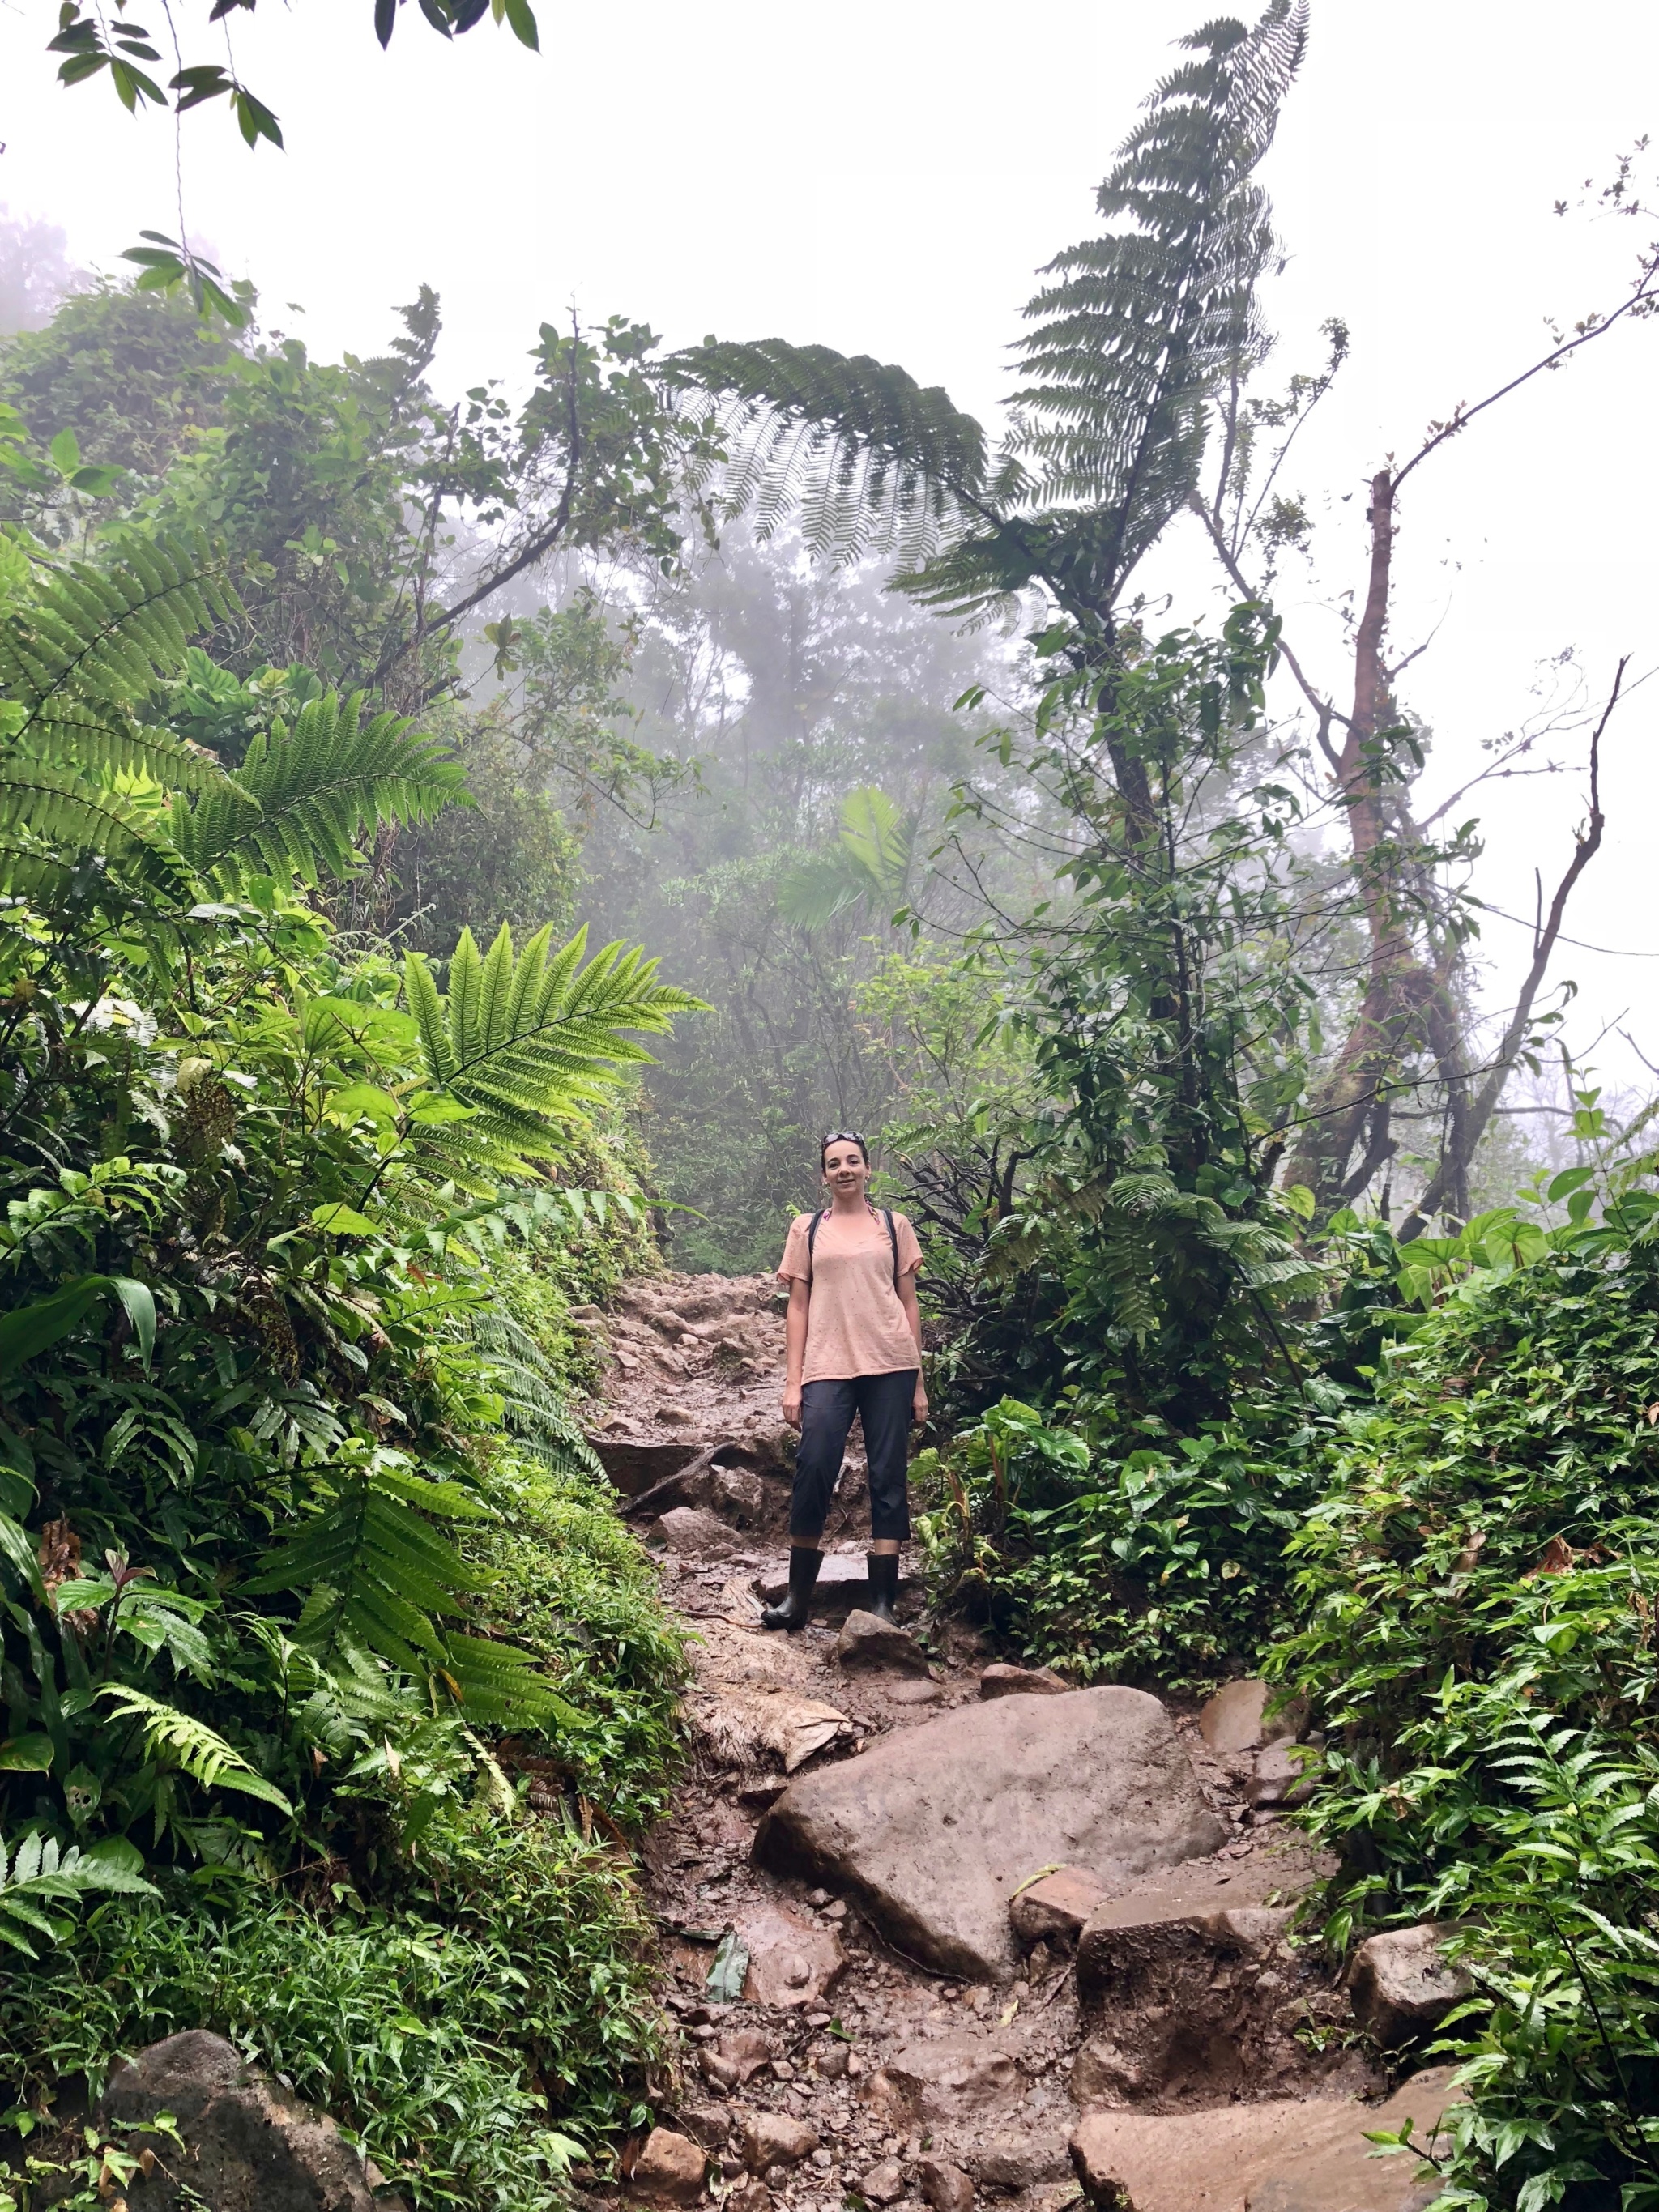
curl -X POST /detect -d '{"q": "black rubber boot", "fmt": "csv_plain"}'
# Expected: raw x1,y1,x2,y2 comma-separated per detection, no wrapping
866,1552,899,1625
761,1545,822,1632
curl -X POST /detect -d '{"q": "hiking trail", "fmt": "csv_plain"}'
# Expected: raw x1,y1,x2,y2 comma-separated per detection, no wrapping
582,1273,1466,2212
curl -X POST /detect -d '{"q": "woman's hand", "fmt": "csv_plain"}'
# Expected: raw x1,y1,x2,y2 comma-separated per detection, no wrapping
912,1379,929,1426
782,1383,803,1430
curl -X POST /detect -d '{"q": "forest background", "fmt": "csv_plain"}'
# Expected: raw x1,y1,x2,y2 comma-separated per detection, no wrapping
3,6,1659,2212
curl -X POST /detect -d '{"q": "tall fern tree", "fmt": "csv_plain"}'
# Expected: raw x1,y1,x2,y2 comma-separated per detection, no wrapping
670,3,1307,641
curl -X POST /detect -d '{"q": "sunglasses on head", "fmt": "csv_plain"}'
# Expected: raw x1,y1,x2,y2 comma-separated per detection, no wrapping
821,1130,868,1155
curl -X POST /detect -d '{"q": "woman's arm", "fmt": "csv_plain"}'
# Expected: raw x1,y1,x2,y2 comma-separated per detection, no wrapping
782,1276,810,1429
898,1273,928,1423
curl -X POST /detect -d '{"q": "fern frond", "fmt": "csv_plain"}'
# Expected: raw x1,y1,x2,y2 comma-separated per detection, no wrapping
0,532,237,744
406,923,706,1173
244,1449,488,1676
168,690,469,890
96,1686,292,1813
668,339,1001,570
0,1831,158,1960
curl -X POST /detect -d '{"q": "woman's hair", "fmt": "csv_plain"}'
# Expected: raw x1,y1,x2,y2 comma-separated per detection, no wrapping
820,1128,869,1167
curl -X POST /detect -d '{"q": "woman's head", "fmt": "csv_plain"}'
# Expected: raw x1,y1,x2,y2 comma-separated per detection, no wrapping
821,1130,870,1193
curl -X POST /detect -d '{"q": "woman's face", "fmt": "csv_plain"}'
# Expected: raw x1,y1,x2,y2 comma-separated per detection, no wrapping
821,1141,868,1198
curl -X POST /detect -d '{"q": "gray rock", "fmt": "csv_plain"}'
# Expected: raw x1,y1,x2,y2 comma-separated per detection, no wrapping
97,2031,379,2212
972,2137,1072,2189
1349,1924,1473,2049
651,1506,746,1558
1070,2035,1147,2103
633,2128,708,2204
837,1610,932,1676
1248,1741,1320,1811
864,2035,1019,2124
736,1900,846,2008
978,1664,1068,1699
1197,1679,1307,1756
755,1686,1224,1982
884,1678,942,1706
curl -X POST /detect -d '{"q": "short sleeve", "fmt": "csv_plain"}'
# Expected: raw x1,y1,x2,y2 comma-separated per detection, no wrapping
895,1213,923,1277
778,1213,812,1282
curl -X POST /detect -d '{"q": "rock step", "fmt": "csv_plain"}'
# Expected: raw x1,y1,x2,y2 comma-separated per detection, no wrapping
1069,2065,1465,2211
756,1684,1224,1983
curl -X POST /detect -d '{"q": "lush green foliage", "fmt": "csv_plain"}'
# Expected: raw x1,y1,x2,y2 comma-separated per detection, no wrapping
1270,1195,1659,2211
0,433,696,2195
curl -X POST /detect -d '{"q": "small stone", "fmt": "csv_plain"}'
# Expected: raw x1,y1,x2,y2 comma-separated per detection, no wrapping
729,2186,770,2212
978,1663,1068,1699
763,2164,791,2190
743,2114,821,2173
633,2126,707,2203
702,2048,741,2090
814,2044,850,2081
825,1900,847,1921
973,2137,1071,2189
1349,1924,1474,2049
676,2102,734,2150
916,2155,975,2212
1009,1865,1111,1948
808,1889,831,1908
716,2030,774,2085
861,2161,906,2206
772,2059,796,2081
885,1678,943,1706
838,1610,933,1677
738,1901,847,2010
811,2149,834,2172
722,2153,750,2179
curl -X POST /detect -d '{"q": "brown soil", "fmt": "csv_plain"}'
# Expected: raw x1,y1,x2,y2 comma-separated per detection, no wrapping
581,1273,1384,2212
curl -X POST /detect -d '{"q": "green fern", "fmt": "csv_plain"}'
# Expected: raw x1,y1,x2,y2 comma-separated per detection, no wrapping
244,1447,564,1723
97,1685,293,1813
671,4,1307,624
405,922,706,1181
168,689,469,889
0,1829,158,1959
778,785,916,930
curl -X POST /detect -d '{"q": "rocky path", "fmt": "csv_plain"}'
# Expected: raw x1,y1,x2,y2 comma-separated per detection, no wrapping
582,1275,1468,2212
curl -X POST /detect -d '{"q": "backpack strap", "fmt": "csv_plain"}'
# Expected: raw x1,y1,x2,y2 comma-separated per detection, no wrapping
804,1206,902,1292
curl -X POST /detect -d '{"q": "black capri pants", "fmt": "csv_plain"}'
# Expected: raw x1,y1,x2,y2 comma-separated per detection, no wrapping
791,1369,917,1544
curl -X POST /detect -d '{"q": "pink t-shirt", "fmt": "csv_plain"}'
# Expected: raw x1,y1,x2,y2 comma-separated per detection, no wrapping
778,1207,923,1383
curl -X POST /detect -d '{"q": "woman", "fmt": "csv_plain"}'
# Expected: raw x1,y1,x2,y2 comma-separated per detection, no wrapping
761,1132,926,1631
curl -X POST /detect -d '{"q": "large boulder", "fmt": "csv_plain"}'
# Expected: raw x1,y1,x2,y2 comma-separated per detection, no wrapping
1069,2067,1463,2212
97,2031,382,2212
755,1686,1224,1982
1349,1925,1473,2049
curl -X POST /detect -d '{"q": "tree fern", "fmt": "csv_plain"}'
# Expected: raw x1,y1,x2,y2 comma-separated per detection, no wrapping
670,4,1307,626
778,786,917,929
405,922,706,1182
168,689,469,890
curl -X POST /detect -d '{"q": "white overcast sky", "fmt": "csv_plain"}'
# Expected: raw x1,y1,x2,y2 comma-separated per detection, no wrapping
2,0,1657,1090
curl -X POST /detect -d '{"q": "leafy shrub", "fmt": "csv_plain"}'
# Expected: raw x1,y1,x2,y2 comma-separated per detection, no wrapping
918,1389,1337,1697
1274,1202,1659,2211
0,1806,662,2210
